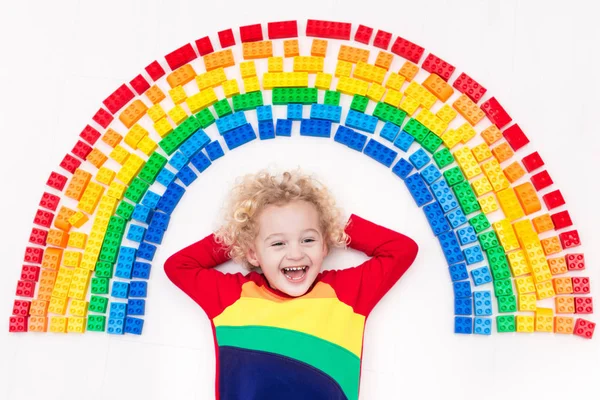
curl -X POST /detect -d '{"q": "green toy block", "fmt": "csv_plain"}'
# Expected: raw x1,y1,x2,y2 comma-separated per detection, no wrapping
87,315,106,332
497,295,517,313
478,231,500,250
496,315,516,332
124,178,150,203
493,278,514,297
158,116,200,155
107,216,126,234
402,118,429,143
95,261,114,279
421,133,443,153
443,166,465,186
469,213,491,233
138,152,167,184
453,182,481,214
213,98,232,118
99,231,122,263
350,95,369,112
373,102,406,126
486,246,511,280
433,148,454,168
324,90,340,106
88,296,108,314
195,108,216,128
232,91,263,111
116,201,135,221
91,277,109,295
272,88,318,105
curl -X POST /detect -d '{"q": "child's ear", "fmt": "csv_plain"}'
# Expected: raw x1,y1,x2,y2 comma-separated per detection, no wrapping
246,245,261,268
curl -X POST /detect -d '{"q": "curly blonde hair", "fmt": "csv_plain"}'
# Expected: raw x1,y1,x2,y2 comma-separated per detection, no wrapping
214,167,350,270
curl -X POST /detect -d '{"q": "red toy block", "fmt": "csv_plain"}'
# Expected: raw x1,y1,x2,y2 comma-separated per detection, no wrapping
566,254,585,271
72,140,93,159
24,247,44,264
452,72,487,103
165,43,197,70
59,154,81,173
130,74,150,95
13,300,31,316
481,97,512,129
559,230,580,249
572,277,590,294
39,192,60,211
195,36,214,56
46,171,67,191
543,190,565,210
422,53,456,81
29,228,47,246
354,25,373,44
218,29,236,48
267,21,298,39
530,170,553,191
79,124,101,145
9,315,28,333
574,318,595,339
33,209,53,228
92,108,113,129
373,30,392,50
240,24,263,43
521,152,544,173
502,124,529,151
21,265,40,282
306,19,351,40
575,297,593,314
103,84,135,114
145,60,166,81
391,35,424,64
551,210,572,229
16,280,35,298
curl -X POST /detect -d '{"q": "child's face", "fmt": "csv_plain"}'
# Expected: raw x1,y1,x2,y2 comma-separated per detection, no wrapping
246,200,328,297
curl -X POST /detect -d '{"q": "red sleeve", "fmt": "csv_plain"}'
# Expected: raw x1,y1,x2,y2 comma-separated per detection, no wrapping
320,214,419,316
164,233,252,319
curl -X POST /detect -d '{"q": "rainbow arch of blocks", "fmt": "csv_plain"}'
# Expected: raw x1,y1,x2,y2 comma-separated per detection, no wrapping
8,19,595,338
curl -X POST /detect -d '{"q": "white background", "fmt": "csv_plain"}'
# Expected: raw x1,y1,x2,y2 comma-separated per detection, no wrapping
1,0,600,399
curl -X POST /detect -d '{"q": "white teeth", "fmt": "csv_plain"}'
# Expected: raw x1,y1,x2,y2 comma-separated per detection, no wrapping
282,266,307,272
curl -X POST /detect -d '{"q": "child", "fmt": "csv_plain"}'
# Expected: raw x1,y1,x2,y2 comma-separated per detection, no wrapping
164,168,419,400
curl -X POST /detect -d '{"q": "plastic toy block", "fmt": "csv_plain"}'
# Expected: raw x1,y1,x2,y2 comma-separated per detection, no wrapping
408,149,430,170
306,19,351,40
473,291,492,316
47,171,68,191
309,104,341,124
155,168,176,187
363,139,398,168
144,85,166,106
392,158,414,180
258,120,275,140
558,230,580,249
47,316,69,333
529,171,554,194
111,281,130,299
204,49,235,71
494,278,514,297
123,316,145,335
38,193,60,214
513,182,541,215
107,318,125,335
501,124,529,151
311,72,332,91
454,297,472,315
218,29,235,48
515,275,535,295
421,54,455,82
266,20,297,39
442,167,464,187
571,277,590,295
130,261,151,280
120,99,148,129
487,247,512,281
393,131,415,152
406,82,437,110
94,262,114,279
127,281,148,298
478,231,500,251
242,41,273,60
59,153,81,174
40,247,62,271
498,294,518,313
491,142,514,164
80,124,102,145
221,79,241,98
273,119,292,137
349,95,368,113
12,300,31,318
552,316,574,334
190,150,212,173
87,295,108,314
438,231,465,266
123,178,149,204
165,43,197,71
194,36,214,56
373,102,407,127
281,39,299,57
454,316,473,334
463,245,484,265
471,266,492,286
548,211,572,231
27,316,47,332
308,39,327,57
102,83,135,114
481,159,510,192
502,162,525,184
564,253,585,273
440,129,461,150
390,35,424,64
126,225,146,243
91,277,109,295
48,295,68,314
421,164,441,185
239,23,263,43
127,299,145,316
430,179,459,213
272,87,318,105
457,226,477,246
430,150,452,170
518,293,537,312
476,127,500,149
242,76,261,93
515,315,534,333
453,281,472,299
20,264,40,282
366,84,385,102
354,62,386,84
533,308,554,333
404,173,434,207
376,122,400,144
574,318,595,339
452,72,487,103
110,145,130,165
333,125,368,152
336,76,369,96
540,236,562,256
168,105,189,125
422,73,454,102
574,297,593,314
446,208,467,229
351,24,372,44
453,146,482,179
371,29,391,49
535,280,556,300
213,99,232,119
423,202,451,236
33,209,54,229
266,56,284,73
345,110,378,133
66,316,86,333
65,169,92,201
109,302,127,320
375,51,393,70
480,97,512,128
217,112,248,134
46,229,69,248
449,262,469,282
63,250,82,268
494,315,516,332
299,119,333,138
553,277,573,295
452,94,485,126
86,315,106,332
332,60,352,79
547,256,567,275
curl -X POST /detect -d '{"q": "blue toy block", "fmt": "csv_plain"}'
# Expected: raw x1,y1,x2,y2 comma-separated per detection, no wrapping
176,165,197,186
126,225,146,243
454,316,473,334
216,112,247,134
190,151,212,173
130,281,148,298
180,130,210,158
404,173,434,207
334,125,367,152
454,298,473,315
137,242,157,261
169,151,188,171
156,182,185,215
473,317,492,335
132,204,154,224
473,291,492,316
111,281,130,299
109,302,127,319
471,266,493,286
423,201,451,236
430,179,459,213
149,212,170,231
275,119,292,136
144,226,165,245
453,281,472,298
463,244,484,265
345,110,378,133
132,261,151,279
205,140,225,161
379,121,400,142
258,120,275,139
287,104,303,120
457,226,478,246
107,318,125,335
446,207,468,229
363,139,398,168
299,119,332,138
156,168,176,187
256,105,273,122
392,158,414,180
141,191,161,209
438,231,466,266
421,164,441,185
114,260,133,279
310,104,342,123
223,123,257,150
127,299,145,316
448,262,468,282
408,148,431,170
117,247,136,265
124,317,144,335
393,131,414,152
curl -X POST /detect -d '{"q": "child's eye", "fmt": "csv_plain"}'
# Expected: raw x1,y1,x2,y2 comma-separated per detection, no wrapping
271,242,284,247
303,238,315,243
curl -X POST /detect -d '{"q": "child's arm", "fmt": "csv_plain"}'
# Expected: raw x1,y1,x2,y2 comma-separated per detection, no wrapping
320,213,419,316
164,234,250,319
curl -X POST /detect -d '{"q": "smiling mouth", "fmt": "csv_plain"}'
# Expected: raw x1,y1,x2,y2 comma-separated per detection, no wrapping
281,266,309,282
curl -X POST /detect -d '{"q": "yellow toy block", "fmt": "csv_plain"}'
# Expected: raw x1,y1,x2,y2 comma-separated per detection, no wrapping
77,182,104,214
399,61,419,81
166,64,196,88
415,109,447,136
48,296,68,315
441,129,462,149
137,136,157,156
515,275,536,294
69,299,88,317
243,76,261,93
197,68,227,91
147,103,166,123
478,193,499,214
496,187,525,222
422,73,454,102
67,211,89,229
366,83,385,102
453,94,485,126
383,90,403,108
62,250,81,268
435,104,457,123
145,85,166,104
453,146,482,179
204,49,235,71
293,56,324,73
513,219,536,241
541,236,562,256
49,316,67,333
554,316,574,334
315,72,332,90
68,267,91,300
240,61,257,78
516,315,535,333
335,60,353,78
186,89,218,113
471,143,493,163
67,232,87,249
119,100,148,129
338,45,369,63
95,167,115,186
168,85,187,104
268,56,284,72
548,256,568,275
124,124,148,150
385,73,405,91
116,154,144,186
535,280,556,300
399,95,419,116
311,39,328,57
263,72,309,89
471,175,493,197
353,62,386,84
284,39,299,57
456,123,477,144
51,268,72,300
481,124,503,145
97,195,117,217
481,159,510,192
518,294,537,312
243,41,273,60
555,296,575,314
107,181,126,200
493,219,520,253
168,105,188,125
67,317,86,333
336,76,369,96
154,118,173,138
222,79,241,98
535,308,554,332
504,161,526,183
375,51,393,70
405,81,437,109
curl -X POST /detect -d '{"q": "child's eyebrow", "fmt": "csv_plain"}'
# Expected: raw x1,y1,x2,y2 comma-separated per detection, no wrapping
263,229,320,242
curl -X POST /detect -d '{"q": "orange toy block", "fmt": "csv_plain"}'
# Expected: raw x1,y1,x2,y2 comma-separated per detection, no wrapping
101,128,123,148
29,299,49,316
399,61,419,81
311,39,328,57
514,182,541,215
38,269,57,289
422,73,454,102
375,51,393,70
554,316,574,334
453,94,485,126
28,316,47,332
338,45,369,63
204,49,235,71
86,148,107,169
553,277,573,294
504,161,526,183
243,41,273,60
64,169,92,201
481,125,503,145
541,236,562,256
492,142,514,163
283,39,299,57
166,64,196,87
548,256,568,275
145,85,166,104
41,248,63,271
532,214,555,233
555,296,575,314
119,99,148,129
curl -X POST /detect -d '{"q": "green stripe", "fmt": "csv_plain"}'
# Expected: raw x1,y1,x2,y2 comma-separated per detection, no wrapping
216,325,360,400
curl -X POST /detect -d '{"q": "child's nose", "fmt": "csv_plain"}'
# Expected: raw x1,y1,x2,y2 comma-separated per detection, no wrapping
285,244,304,260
